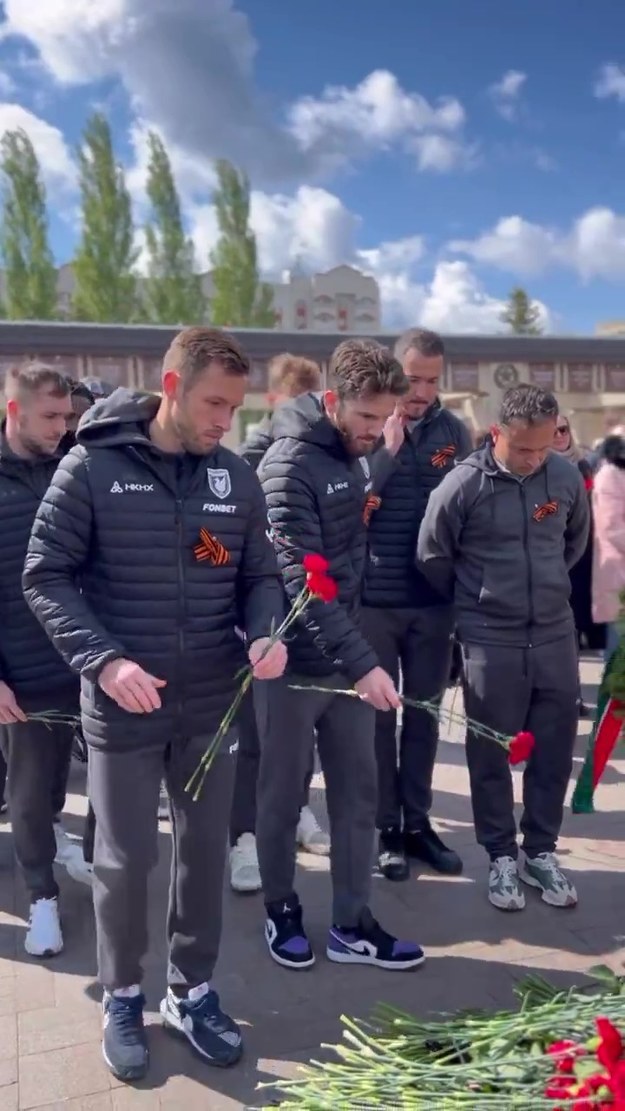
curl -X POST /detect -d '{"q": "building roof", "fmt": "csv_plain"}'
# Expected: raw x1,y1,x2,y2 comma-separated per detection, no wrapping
1,320,625,363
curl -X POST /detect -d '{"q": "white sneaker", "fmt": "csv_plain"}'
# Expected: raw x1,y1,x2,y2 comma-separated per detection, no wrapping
25,897,63,957
229,833,262,893
488,856,526,911
296,806,330,856
521,852,578,908
158,783,170,821
54,823,93,887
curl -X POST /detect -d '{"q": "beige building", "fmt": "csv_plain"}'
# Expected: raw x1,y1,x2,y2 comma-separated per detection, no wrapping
0,323,623,449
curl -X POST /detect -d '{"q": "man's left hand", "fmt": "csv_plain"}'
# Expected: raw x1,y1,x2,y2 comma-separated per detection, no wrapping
248,638,287,680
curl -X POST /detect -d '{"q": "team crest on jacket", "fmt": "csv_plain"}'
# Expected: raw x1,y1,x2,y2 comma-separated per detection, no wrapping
206,468,231,499
431,444,456,468
533,499,559,522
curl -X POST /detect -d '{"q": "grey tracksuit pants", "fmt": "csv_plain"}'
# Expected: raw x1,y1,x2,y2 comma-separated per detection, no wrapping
255,674,377,928
229,684,314,844
88,731,237,992
361,606,454,831
461,634,579,861
2,714,74,901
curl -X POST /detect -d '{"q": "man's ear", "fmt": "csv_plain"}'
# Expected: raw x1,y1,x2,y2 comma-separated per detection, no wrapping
162,369,180,399
323,389,338,418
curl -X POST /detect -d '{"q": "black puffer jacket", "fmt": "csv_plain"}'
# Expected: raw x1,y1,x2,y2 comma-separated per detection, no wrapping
363,401,473,608
0,431,78,706
258,393,378,683
23,389,283,750
238,414,273,470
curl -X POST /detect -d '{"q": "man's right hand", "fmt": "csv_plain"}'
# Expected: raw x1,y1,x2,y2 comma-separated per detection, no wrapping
0,681,27,725
354,667,401,712
98,659,167,714
383,406,407,457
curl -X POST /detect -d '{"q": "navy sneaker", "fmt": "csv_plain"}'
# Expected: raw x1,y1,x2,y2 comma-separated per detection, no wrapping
327,908,425,970
264,894,315,969
161,985,242,1068
102,991,148,1082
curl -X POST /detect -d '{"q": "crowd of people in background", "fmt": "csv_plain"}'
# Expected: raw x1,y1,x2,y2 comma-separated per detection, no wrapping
0,325,617,1085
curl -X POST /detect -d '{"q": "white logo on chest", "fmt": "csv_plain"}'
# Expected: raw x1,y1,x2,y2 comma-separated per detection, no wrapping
207,468,231,499
327,480,349,495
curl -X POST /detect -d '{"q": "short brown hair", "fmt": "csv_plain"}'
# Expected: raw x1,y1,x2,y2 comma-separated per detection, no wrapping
329,339,408,402
163,327,250,388
268,352,321,397
394,327,445,362
4,361,71,404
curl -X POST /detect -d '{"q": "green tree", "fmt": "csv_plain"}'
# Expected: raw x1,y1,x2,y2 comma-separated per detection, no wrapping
0,129,57,320
143,132,206,324
500,286,543,335
210,160,275,328
72,113,137,322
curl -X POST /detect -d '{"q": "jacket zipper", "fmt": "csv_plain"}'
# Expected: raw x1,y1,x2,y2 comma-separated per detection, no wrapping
519,484,534,647
175,498,186,732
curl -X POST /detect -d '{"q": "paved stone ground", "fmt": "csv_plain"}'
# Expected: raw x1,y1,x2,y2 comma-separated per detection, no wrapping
0,656,622,1109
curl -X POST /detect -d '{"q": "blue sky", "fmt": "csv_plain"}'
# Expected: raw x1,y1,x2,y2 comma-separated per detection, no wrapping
0,0,624,332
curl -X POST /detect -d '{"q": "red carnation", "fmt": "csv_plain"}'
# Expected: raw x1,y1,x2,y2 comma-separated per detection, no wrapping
584,476,593,492
303,553,330,574
306,572,338,603
508,730,535,765
596,1016,623,1072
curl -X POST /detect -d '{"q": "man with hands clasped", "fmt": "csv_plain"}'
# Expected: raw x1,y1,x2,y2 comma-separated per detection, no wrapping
23,328,286,1084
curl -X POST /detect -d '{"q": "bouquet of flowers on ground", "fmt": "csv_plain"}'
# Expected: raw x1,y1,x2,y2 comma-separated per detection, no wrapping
186,554,338,800
265,967,625,1109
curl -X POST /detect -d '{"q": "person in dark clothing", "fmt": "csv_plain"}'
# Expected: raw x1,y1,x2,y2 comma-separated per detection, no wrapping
23,328,286,1083
255,338,424,973
361,328,472,882
0,363,92,960
417,384,589,913
230,354,328,895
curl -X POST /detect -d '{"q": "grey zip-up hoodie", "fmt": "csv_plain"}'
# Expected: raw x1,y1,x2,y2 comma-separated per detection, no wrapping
416,443,590,647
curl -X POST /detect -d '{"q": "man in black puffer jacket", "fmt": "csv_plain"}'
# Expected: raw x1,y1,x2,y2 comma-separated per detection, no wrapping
0,363,93,963
255,339,424,974
361,328,472,883
23,328,286,1084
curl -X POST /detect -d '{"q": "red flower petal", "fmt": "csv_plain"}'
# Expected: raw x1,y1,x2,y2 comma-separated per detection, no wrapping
596,1016,623,1071
302,553,330,573
306,571,338,603
508,730,535,765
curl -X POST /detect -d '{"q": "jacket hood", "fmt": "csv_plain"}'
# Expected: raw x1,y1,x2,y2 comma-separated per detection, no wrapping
268,391,349,457
76,387,160,448
455,442,501,476
244,413,274,453
603,434,625,470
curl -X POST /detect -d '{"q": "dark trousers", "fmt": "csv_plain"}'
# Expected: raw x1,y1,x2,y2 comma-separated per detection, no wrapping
2,717,74,901
361,606,454,831
88,731,237,992
229,683,314,844
0,743,6,804
461,634,579,861
255,674,377,927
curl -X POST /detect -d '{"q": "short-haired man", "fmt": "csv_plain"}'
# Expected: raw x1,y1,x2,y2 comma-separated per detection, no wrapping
255,339,424,972
230,354,328,895
0,364,93,958
23,328,286,1081
417,384,589,912
361,328,472,882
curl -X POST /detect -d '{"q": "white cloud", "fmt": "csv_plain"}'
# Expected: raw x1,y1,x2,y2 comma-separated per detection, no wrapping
594,63,625,103
410,133,477,172
0,102,75,188
1,2,472,180
451,207,625,282
489,69,527,121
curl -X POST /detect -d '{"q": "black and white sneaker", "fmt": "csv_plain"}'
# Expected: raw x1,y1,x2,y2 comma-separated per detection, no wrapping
378,827,409,882
161,984,242,1068
327,908,425,970
102,991,148,1082
264,894,315,969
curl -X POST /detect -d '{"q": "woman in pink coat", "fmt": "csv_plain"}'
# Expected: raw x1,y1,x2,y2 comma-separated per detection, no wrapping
592,432,625,659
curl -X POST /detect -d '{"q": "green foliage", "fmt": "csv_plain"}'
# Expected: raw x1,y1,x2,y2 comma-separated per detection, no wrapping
0,129,57,319
210,160,275,328
500,287,543,335
143,132,206,324
72,113,138,322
